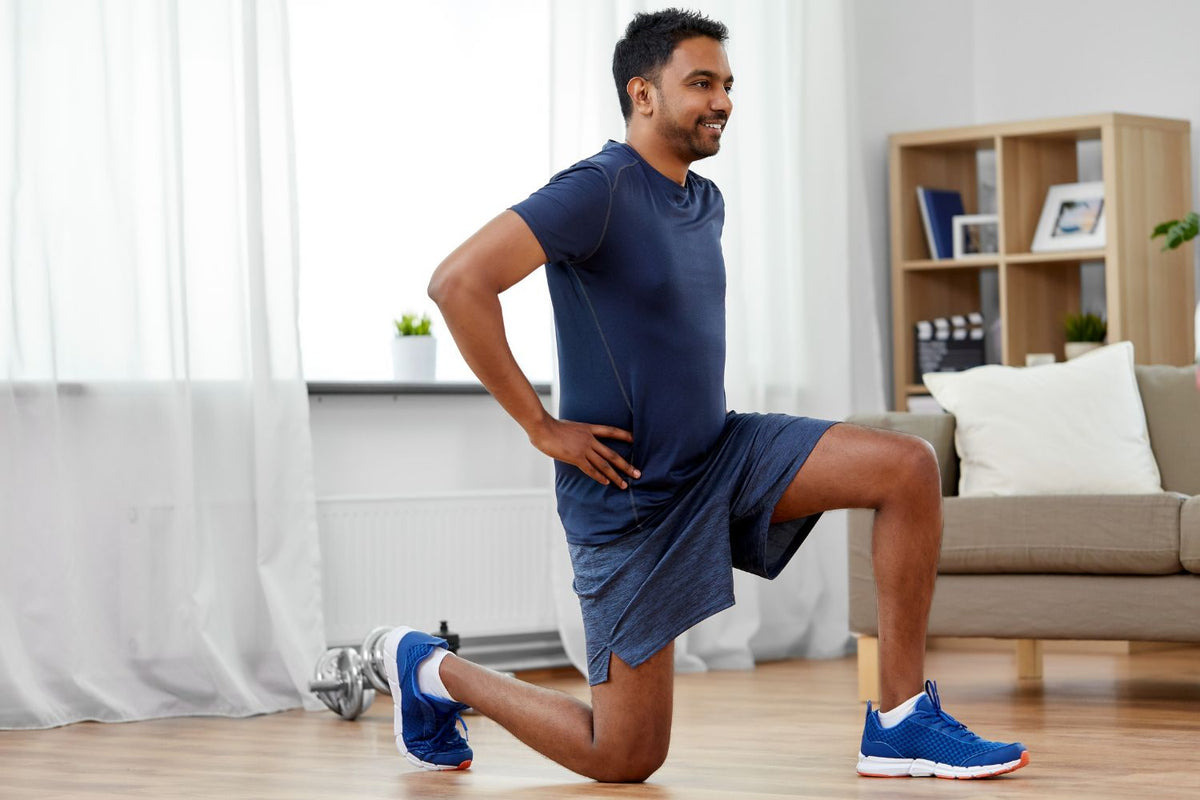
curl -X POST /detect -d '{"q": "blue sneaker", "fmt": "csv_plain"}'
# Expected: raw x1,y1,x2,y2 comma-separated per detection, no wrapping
383,626,473,771
857,680,1028,779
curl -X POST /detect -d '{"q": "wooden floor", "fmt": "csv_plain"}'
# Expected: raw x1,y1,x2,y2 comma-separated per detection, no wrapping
4,646,1200,799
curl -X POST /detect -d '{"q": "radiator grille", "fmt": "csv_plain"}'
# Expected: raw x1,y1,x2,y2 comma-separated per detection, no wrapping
317,491,559,647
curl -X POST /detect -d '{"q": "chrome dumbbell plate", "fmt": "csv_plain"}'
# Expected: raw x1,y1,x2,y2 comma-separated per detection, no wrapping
361,626,394,695
309,647,375,720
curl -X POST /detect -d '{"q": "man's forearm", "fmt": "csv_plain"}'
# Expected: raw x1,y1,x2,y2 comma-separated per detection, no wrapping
433,283,549,436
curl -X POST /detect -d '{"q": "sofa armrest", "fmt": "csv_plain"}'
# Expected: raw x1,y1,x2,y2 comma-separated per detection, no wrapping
846,412,958,497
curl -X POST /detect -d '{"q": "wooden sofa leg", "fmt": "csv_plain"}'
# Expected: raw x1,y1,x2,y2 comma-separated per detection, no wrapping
857,635,880,703
1016,639,1043,680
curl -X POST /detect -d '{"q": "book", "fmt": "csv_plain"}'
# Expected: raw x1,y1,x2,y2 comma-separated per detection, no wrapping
916,187,965,260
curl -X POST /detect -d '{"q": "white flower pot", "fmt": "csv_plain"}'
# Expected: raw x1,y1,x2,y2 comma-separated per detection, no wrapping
1064,341,1102,360
391,336,436,381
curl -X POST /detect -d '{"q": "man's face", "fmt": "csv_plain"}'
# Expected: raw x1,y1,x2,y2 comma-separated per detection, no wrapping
651,36,734,162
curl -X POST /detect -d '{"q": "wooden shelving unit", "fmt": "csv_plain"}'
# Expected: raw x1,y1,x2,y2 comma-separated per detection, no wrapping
889,113,1195,410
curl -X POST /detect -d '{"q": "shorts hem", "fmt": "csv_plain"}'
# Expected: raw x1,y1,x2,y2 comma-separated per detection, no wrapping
588,595,736,686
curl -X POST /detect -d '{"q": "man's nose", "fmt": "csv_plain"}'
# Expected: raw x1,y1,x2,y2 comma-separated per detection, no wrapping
712,89,732,115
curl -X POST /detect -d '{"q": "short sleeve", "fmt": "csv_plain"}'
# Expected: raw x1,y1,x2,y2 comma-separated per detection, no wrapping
510,163,613,264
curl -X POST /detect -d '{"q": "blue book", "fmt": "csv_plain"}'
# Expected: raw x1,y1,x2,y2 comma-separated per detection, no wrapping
916,187,965,260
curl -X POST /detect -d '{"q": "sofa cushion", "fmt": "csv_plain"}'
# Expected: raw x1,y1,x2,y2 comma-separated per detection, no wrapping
923,342,1161,497
1135,364,1200,495
939,494,1184,575
1182,496,1200,574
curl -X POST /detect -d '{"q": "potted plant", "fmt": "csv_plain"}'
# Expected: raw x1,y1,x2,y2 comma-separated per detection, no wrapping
1151,211,1199,366
392,312,436,381
1063,312,1106,360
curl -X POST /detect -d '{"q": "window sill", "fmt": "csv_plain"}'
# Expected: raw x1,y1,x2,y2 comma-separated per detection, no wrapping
306,381,552,397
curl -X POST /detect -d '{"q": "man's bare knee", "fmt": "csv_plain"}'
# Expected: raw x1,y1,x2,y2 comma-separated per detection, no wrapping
590,741,669,783
891,434,940,498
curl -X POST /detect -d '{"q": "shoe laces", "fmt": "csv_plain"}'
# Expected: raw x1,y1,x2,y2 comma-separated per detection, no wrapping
914,680,983,743
429,706,469,747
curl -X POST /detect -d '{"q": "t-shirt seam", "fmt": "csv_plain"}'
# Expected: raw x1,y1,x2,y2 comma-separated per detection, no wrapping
564,265,640,524
572,159,634,265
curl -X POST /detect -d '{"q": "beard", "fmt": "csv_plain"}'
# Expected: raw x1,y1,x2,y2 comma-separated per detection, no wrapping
655,110,725,161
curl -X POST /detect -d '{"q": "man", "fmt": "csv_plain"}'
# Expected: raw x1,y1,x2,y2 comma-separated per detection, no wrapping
390,8,1028,783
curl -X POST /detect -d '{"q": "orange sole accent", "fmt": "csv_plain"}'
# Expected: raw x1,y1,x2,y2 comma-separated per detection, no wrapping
456,760,472,770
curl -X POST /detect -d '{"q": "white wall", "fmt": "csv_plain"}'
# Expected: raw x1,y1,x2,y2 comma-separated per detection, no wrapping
972,0,1200,129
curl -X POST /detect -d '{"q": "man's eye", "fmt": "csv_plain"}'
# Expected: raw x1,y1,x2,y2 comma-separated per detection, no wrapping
724,85,733,94
694,80,710,88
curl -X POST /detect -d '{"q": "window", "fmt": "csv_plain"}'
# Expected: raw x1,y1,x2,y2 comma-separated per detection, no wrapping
290,0,554,383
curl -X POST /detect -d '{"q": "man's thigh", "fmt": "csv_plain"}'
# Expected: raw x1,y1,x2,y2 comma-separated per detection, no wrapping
589,643,675,762
769,422,933,523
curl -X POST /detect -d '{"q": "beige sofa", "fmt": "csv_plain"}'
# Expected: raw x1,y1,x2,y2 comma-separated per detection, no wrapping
847,364,1200,701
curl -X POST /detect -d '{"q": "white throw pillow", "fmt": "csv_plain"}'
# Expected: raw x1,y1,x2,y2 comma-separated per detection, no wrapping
922,341,1162,497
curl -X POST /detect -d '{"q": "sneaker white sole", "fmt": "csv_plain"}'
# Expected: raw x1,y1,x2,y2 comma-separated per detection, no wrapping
383,626,466,771
857,750,1029,779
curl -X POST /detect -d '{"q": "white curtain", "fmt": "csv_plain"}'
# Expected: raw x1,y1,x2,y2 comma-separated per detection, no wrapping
0,0,326,728
547,0,886,676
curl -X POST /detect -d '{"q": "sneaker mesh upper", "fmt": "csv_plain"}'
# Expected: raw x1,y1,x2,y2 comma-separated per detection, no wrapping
860,680,1022,767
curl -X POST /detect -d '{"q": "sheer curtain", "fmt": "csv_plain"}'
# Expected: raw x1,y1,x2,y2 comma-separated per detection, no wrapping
0,0,326,728
547,0,886,676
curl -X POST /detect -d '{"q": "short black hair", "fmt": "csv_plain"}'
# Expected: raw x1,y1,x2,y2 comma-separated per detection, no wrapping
612,8,729,122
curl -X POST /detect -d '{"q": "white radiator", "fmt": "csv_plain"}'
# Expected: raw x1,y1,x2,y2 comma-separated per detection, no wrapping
317,490,559,647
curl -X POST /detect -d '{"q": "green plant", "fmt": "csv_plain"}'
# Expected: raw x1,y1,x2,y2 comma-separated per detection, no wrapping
1064,312,1107,343
394,313,432,336
1150,211,1199,251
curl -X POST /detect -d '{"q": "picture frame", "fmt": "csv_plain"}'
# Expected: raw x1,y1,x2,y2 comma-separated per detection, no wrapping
951,213,999,259
1031,181,1106,252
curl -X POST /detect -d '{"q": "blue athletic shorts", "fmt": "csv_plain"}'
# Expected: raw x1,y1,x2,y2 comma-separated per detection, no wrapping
567,411,839,684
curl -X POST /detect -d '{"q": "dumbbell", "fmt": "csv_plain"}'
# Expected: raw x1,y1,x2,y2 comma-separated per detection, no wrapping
309,622,460,721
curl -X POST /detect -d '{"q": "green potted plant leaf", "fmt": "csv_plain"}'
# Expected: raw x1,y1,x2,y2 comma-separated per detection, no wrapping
392,312,436,381
1063,311,1107,360
1150,211,1199,366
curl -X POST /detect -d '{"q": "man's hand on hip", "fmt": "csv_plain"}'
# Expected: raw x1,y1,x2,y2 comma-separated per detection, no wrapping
528,419,640,489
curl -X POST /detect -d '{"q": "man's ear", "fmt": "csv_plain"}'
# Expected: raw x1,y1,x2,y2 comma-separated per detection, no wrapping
626,76,654,117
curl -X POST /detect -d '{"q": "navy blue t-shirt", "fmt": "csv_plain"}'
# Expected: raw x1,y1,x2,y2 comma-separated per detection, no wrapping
512,141,727,545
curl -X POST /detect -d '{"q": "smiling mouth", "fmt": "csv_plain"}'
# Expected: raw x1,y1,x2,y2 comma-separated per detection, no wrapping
701,121,725,133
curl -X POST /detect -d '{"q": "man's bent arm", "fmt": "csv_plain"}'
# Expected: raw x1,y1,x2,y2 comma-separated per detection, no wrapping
428,211,639,488
428,210,550,434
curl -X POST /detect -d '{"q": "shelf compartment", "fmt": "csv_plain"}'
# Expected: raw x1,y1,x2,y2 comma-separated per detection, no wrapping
893,140,997,262
1001,260,1085,366
899,267,994,386
999,133,1092,255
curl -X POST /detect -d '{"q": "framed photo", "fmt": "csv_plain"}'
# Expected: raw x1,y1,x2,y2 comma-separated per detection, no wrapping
951,214,999,259
1031,181,1106,252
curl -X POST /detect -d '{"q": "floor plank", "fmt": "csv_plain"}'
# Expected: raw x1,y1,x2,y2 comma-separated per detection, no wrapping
3,646,1199,798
